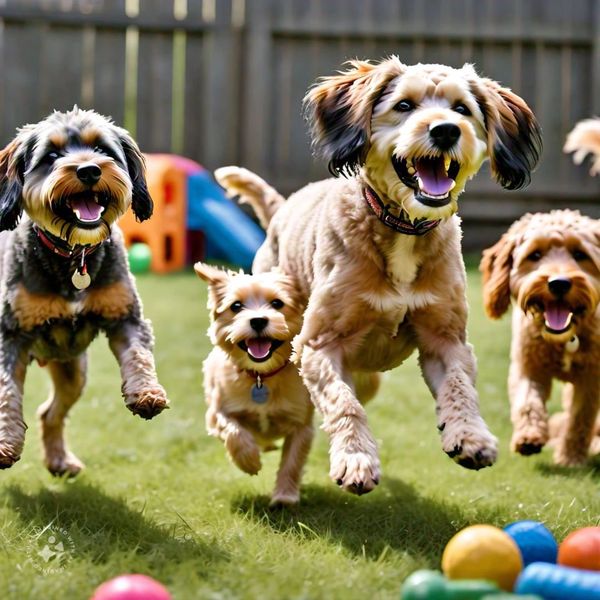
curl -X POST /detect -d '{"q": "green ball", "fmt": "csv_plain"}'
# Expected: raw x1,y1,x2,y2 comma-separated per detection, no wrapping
128,243,152,273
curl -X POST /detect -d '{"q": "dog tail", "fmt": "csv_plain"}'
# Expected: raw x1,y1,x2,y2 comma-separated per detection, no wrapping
214,166,285,230
564,118,600,176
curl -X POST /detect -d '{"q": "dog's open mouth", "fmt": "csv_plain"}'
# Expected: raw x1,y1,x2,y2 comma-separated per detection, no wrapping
238,338,283,363
66,191,107,227
543,302,574,335
392,154,460,207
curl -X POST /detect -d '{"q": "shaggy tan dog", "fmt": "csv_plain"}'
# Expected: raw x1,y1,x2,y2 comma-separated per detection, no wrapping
216,57,541,494
195,263,313,505
481,210,600,466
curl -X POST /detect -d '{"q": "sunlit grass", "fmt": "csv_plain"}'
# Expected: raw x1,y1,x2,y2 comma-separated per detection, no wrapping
0,267,598,599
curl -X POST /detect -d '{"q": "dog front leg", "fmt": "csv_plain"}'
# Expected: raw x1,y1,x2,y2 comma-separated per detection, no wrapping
554,378,600,466
301,345,380,494
508,362,551,455
0,339,27,468
416,324,497,470
106,319,169,419
205,406,262,475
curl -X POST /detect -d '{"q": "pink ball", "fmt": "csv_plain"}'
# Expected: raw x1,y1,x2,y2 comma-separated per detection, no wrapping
91,574,172,600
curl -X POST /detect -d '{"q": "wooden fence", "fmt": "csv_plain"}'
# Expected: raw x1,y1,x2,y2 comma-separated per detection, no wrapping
2,0,600,247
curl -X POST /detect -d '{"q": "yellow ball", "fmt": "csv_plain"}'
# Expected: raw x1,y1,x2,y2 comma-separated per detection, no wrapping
442,524,523,591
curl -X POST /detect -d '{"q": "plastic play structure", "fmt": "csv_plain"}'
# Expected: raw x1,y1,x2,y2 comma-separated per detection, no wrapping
119,154,265,273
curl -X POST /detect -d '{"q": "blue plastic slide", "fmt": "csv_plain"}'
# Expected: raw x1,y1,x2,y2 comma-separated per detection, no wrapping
187,171,266,272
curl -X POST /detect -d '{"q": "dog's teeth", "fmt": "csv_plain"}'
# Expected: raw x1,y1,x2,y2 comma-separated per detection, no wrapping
74,209,81,220
444,156,451,173
448,180,456,191
407,165,415,175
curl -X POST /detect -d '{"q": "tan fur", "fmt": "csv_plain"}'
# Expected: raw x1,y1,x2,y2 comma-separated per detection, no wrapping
215,59,541,494
195,263,313,505
481,210,600,465
83,280,135,319
564,118,600,175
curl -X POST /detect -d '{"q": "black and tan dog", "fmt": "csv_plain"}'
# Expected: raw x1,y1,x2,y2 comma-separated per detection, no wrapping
0,107,169,475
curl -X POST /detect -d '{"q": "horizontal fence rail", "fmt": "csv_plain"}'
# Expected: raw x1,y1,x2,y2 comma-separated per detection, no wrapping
1,0,600,248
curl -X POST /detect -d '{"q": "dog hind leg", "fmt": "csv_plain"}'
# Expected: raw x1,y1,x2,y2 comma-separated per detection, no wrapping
271,421,314,506
38,356,87,476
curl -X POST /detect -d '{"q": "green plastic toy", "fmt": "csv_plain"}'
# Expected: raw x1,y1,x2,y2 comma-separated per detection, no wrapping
401,570,542,600
128,242,152,274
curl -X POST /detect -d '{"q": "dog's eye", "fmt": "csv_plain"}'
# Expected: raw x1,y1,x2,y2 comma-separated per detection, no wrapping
393,99,415,112
41,151,60,164
572,249,590,261
453,103,472,116
527,250,542,262
230,301,243,313
270,299,284,309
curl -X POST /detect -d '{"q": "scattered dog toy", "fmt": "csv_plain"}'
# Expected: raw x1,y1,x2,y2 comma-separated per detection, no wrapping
558,526,600,571
128,242,153,274
400,569,542,599
503,520,558,566
442,525,523,591
90,574,171,600
515,561,600,599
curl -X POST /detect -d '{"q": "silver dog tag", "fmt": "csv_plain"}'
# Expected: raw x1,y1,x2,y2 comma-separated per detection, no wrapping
72,269,91,290
251,379,269,404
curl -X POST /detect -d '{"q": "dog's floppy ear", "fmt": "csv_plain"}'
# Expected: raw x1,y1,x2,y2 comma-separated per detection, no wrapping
304,56,405,177
472,77,542,191
0,137,27,231
194,262,231,312
480,231,518,319
118,130,153,222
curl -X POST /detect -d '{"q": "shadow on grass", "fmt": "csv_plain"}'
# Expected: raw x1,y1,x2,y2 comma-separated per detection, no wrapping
232,476,504,563
535,455,600,480
5,481,228,570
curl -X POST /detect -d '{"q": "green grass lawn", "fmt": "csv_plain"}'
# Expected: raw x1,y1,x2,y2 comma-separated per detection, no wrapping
0,267,599,599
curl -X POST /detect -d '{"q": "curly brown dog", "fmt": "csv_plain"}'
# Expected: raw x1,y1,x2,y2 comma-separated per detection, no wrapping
0,107,169,475
215,57,542,494
481,209,600,466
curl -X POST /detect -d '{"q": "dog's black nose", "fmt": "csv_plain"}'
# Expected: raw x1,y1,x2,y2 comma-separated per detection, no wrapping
76,163,102,186
548,276,572,297
429,123,461,150
250,317,268,332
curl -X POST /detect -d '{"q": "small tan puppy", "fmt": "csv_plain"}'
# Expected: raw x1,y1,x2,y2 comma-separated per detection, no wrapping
194,262,313,505
481,210,600,466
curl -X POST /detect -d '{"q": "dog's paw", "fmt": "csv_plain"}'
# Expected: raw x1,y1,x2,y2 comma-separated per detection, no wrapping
553,447,588,467
329,449,380,495
45,451,85,477
126,387,170,420
0,451,20,469
270,490,300,508
511,428,548,456
226,430,262,475
442,421,498,470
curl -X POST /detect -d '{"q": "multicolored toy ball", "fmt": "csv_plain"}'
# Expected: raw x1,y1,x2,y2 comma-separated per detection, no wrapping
558,526,600,571
503,520,558,566
441,524,523,591
90,574,172,600
128,242,152,274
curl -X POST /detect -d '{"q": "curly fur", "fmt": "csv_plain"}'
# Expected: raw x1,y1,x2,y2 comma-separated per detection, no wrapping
481,209,600,465
0,108,168,474
213,58,541,494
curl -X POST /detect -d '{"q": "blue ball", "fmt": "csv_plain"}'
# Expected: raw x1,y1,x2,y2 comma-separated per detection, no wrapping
504,520,558,566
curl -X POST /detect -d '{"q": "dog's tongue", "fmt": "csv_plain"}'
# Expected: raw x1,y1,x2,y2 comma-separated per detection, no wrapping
246,338,272,360
544,304,573,332
415,157,454,196
72,196,103,222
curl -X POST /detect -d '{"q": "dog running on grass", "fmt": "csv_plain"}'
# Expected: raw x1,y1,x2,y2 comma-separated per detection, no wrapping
481,209,600,466
0,107,169,475
195,263,314,505
215,57,542,495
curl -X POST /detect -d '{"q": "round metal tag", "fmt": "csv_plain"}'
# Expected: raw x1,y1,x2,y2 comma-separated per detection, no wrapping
251,383,269,404
71,270,91,290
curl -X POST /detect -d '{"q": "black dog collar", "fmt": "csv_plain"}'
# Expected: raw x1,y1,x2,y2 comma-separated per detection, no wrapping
363,185,441,236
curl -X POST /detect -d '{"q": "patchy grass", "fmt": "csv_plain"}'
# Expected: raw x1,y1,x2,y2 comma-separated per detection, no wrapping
0,268,599,599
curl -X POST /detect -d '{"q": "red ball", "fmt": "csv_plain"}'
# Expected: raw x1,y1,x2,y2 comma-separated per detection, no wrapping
91,574,172,600
558,526,600,571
